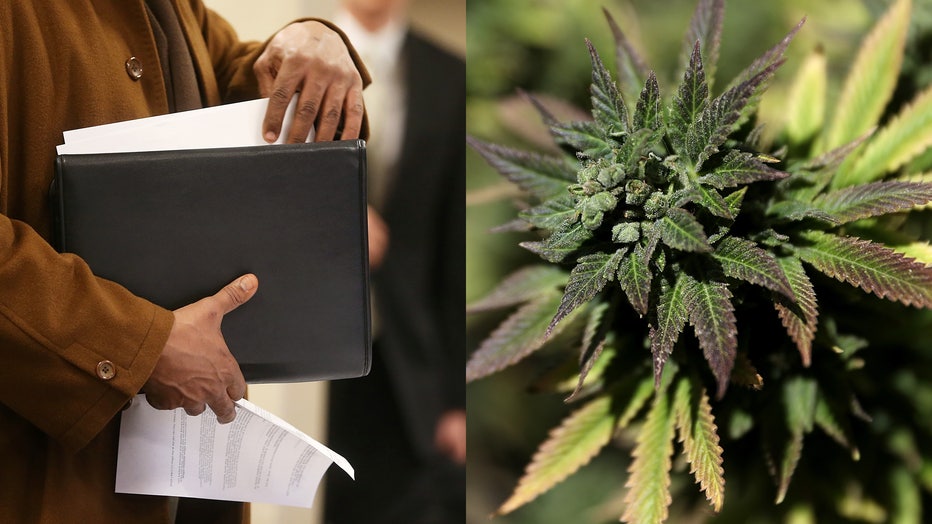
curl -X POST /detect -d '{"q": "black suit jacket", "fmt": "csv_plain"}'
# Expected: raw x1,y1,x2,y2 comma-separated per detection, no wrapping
370,31,465,459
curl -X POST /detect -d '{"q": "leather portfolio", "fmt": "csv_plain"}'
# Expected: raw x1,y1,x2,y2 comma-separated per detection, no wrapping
52,141,371,383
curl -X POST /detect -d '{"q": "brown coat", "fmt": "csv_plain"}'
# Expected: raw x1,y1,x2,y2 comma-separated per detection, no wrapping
0,2,367,522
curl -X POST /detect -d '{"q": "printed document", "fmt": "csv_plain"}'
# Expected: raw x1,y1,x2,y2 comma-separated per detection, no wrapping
115,394,353,508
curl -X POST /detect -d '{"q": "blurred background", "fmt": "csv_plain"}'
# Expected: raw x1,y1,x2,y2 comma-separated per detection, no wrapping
203,2,463,523
466,1,885,522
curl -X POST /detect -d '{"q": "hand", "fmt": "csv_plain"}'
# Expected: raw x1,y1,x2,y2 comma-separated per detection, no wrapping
255,21,365,143
367,206,390,269
434,409,466,464
143,274,258,424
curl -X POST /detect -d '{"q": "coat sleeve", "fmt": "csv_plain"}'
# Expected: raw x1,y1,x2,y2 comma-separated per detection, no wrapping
0,214,174,452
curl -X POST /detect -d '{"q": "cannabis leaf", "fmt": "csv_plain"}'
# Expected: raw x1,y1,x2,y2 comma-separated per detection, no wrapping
684,274,738,398
658,208,712,253
466,265,567,313
673,378,726,512
712,236,795,299
467,137,576,199
795,230,932,308
650,274,690,387
549,250,626,335
773,256,819,367
622,389,675,524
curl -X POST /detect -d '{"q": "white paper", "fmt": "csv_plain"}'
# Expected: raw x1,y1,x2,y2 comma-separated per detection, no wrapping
57,96,312,154
115,394,352,508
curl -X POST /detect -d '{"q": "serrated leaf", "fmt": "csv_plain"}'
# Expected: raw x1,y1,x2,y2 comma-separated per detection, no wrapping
634,71,662,131
713,237,795,299
813,181,932,224
467,265,568,314
785,46,827,144
650,274,690,387
468,137,577,200
684,273,738,398
843,87,932,186
773,256,819,367
658,208,712,253
551,119,616,159
893,241,932,266
691,59,784,169
773,431,804,505
616,128,662,174
795,230,932,308
678,0,724,92
619,244,653,316
586,39,628,135
730,352,764,390
822,0,911,152
766,200,840,224
466,292,565,383
567,301,612,402
518,194,578,231
521,220,593,263
696,185,734,219
699,150,788,189
668,43,709,162
725,18,805,130
621,390,676,524
496,394,618,515
548,250,626,335
672,378,726,512
724,187,747,216
604,7,650,106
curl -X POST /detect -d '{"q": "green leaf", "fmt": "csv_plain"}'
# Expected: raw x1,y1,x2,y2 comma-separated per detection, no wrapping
724,187,747,216
814,396,859,460
724,18,805,130
684,273,738,398
466,291,565,383
668,42,709,163
713,237,795,299
795,230,932,308
567,301,613,401
587,39,628,135
699,150,788,189
658,208,712,253
773,257,819,367
890,466,922,524
673,378,726,513
618,243,653,316
496,394,618,515
784,46,827,145
821,0,911,152
518,194,578,231
467,137,577,199
774,377,818,503
603,7,650,106
842,86,932,186
813,181,932,224
549,250,626,335
691,59,784,169
551,120,616,159
467,265,568,314
678,0,724,91
521,220,594,263
650,274,690,386
633,72,663,131
696,185,734,219
766,200,840,224
622,390,676,524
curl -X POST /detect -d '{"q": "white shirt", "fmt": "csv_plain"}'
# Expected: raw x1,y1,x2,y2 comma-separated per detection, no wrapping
334,9,408,210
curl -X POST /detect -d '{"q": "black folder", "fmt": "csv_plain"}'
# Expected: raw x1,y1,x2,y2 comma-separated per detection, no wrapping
52,141,371,383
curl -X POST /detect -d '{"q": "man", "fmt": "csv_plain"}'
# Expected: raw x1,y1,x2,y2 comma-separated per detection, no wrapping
0,1,368,522
325,1,465,523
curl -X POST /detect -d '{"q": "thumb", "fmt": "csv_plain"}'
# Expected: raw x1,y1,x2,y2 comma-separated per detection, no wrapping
213,274,259,315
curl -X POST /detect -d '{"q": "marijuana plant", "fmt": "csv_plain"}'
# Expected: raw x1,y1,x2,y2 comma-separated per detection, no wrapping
467,0,932,521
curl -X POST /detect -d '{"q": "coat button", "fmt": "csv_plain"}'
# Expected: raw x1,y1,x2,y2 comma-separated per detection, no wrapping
96,360,116,380
125,57,143,80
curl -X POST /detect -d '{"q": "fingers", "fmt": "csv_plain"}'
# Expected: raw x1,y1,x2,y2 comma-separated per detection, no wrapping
208,396,237,425
213,274,258,316
255,21,364,143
